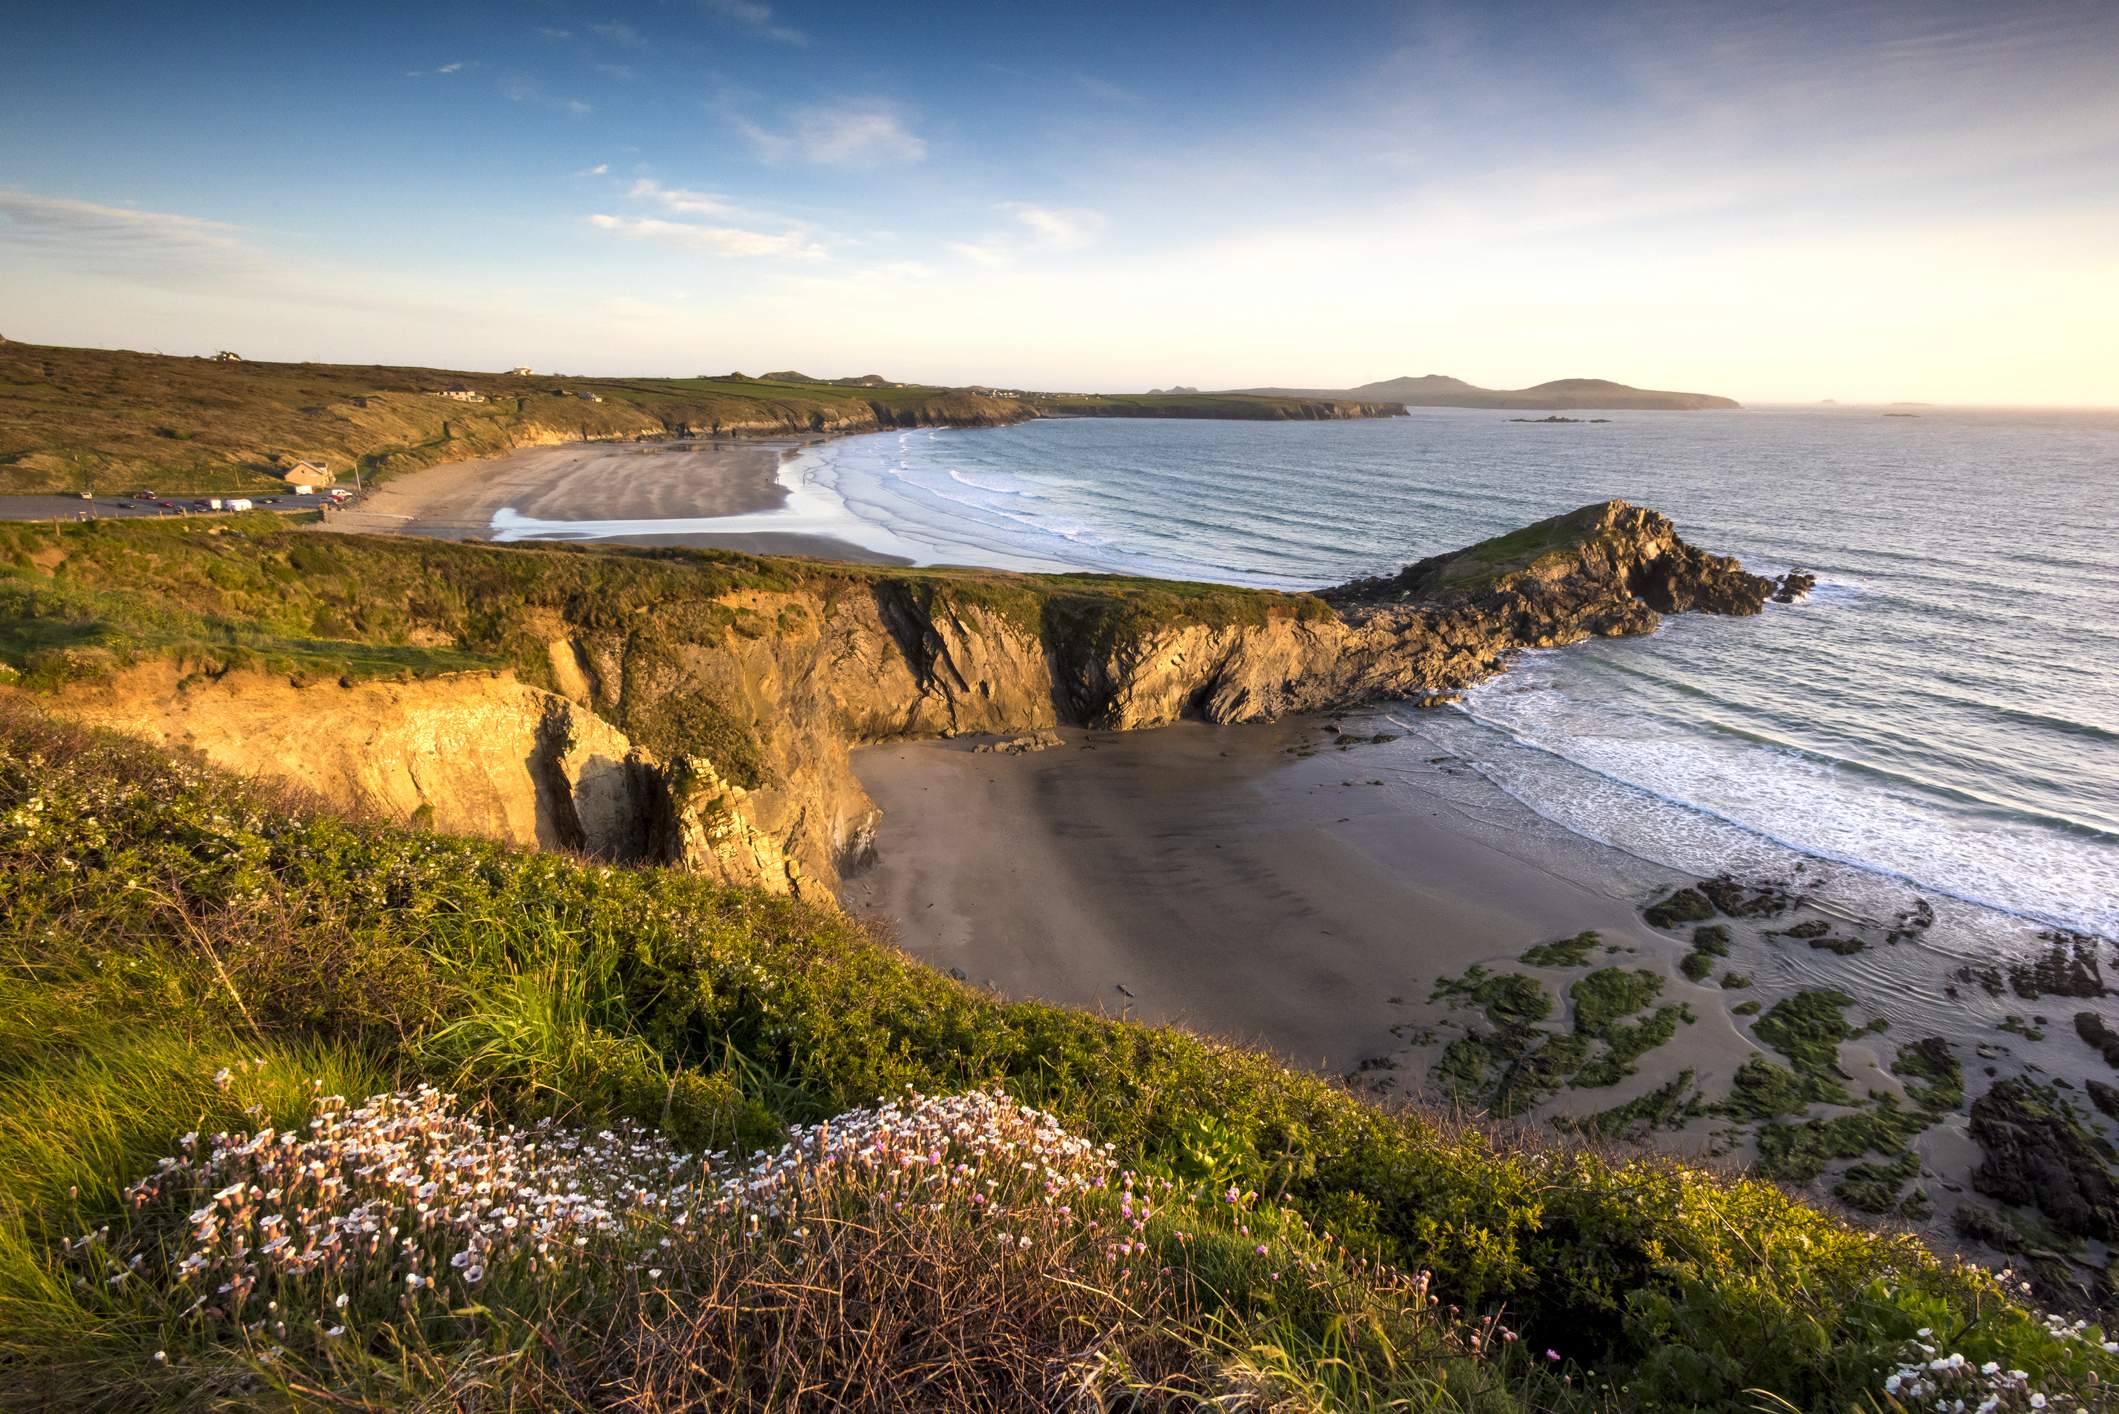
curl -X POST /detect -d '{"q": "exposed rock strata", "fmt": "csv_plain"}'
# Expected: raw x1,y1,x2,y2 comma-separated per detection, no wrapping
41,500,1775,903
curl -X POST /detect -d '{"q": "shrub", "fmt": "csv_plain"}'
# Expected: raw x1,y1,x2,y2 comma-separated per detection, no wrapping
54,1087,1542,1410
1,708,2109,1410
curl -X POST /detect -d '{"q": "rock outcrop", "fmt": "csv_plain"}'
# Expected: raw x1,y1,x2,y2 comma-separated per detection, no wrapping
29,500,1776,905
1970,1077,2119,1242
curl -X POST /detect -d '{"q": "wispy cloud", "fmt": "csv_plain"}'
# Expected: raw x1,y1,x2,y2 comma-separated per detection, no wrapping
0,190,490,324
406,60,468,78
588,179,833,259
1001,202,1105,250
946,202,1107,267
737,101,926,166
0,191,250,280
576,162,610,177
588,20,642,46
500,73,592,115
701,0,807,46
628,178,745,219
588,213,825,258
945,240,1010,267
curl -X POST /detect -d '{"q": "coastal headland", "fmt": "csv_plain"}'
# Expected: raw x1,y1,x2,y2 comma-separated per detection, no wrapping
0,340,1403,500
4,469,2114,1403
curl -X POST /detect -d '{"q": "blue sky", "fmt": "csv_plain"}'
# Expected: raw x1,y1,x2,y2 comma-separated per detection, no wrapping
3,0,2115,403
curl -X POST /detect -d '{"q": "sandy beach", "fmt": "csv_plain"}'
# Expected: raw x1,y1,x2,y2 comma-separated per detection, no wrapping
846,715,1768,1113
845,700,2057,1233
325,437,910,563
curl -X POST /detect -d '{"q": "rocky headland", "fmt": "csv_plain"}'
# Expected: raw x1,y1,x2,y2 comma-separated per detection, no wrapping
6,499,1776,904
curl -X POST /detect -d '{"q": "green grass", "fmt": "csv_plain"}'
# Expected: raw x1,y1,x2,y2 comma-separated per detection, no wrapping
0,516,1327,770
2,709,2105,1407
0,342,1047,495
0,342,1400,496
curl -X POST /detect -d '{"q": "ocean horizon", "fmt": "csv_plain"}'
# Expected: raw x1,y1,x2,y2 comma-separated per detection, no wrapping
504,407,2119,944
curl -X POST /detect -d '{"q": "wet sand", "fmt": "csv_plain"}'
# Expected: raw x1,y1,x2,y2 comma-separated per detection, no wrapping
324,438,908,563
846,718,1756,1097
845,708,2040,1233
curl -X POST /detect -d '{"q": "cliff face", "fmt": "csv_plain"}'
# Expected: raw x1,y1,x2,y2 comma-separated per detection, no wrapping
23,501,1776,904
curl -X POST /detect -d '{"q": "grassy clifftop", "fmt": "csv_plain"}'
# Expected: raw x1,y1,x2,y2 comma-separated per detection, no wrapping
0,342,1405,497
0,342,1036,496
2,708,2108,1410
0,516,2111,1406
0,514,1324,699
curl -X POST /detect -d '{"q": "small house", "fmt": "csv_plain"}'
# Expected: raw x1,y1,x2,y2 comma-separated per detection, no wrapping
508,366,535,377
281,459,334,486
211,350,243,362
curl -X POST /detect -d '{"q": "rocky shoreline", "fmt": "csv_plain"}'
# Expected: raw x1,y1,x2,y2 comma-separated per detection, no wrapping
34,498,1777,904
20,489,2116,1311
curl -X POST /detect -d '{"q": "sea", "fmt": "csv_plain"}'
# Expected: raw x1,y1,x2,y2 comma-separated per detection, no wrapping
507,407,2119,945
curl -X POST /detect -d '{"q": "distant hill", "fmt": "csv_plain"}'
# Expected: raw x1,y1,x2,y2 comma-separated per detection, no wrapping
1232,374,1739,411
759,371,900,388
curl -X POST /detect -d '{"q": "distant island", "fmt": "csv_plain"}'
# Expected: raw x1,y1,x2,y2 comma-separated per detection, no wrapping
1231,373,1740,411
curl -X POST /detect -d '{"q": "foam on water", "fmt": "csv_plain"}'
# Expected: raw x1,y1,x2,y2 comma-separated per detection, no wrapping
496,408,2119,939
